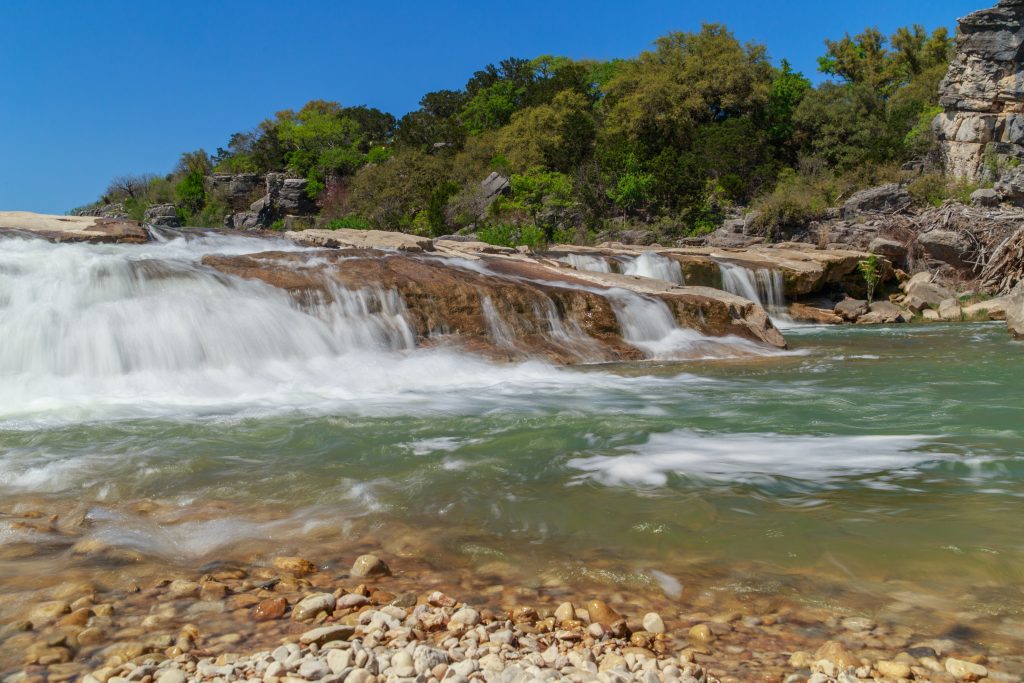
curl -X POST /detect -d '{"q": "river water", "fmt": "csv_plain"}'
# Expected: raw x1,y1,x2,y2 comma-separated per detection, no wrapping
1,234,1023,659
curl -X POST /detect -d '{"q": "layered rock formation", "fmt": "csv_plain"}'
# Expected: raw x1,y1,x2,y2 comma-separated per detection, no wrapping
0,211,148,244
203,249,786,364
935,0,1024,186
222,173,317,230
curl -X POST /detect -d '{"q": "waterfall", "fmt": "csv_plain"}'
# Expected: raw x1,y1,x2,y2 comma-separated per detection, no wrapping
621,253,685,284
717,262,792,324
558,254,612,274
481,296,516,348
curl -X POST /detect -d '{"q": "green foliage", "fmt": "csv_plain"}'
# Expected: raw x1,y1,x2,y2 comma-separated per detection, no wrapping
750,169,829,238
907,173,979,207
427,181,461,236
858,254,881,303
477,223,547,250
766,60,811,154
325,215,371,230
175,171,207,214
506,167,575,238
461,81,521,134
269,219,286,231
123,197,149,222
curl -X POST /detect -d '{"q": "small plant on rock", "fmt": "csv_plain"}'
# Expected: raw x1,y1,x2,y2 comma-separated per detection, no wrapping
859,254,881,303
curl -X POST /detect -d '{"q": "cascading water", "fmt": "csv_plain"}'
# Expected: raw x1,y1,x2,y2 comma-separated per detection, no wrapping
558,253,612,274
621,253,684,284
717,262,792,324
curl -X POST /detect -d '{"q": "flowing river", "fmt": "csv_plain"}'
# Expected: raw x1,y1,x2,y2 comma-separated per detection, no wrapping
1,233,1023,666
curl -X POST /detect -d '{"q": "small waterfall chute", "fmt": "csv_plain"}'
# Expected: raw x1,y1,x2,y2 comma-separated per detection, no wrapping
717,262,793,325
620,253,685,285
559,254,612,274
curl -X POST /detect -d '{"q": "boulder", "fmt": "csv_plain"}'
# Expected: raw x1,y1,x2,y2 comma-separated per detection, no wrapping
269,174,317,215
0,211,148,244
143,203,180,228
963,294,1013,320
904,279,956,312
971,187,1002,207
789,303,843,325
841,184,912,218
917,230,975,271
1008,282,1024,338
868,237,907,262
285,229,435,252
856,300,906,325
206,173,263,211
938,298,963,320
834,298,869,322
480,172,510,200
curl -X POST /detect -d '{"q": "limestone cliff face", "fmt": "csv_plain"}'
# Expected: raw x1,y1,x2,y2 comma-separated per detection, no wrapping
935,0,1024,181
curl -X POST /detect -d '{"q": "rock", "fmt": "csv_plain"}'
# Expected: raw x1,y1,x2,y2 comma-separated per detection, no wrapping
962,294,1012,319
835,298,870,321
167,580,200,599
327,648,352,674
291,593,336,621
253,597,288,621
905,279,956,311
641,612,666,634
554,602,576,623
936,0,1024,182
0,211,148,244
155,670,186,683
939,298,963,320
481,171,511,200
688,624,715,644
841,184,912,218
27,601,70,625
971,188,1002,206
586,600,621,628
1009,282,1024,337
868,237,908,262
270,174,317,215
918,230,975,271
790,303,843,324
857,300,907,324
207,173,263,211
273,556,318,576
449,607,480,627
923,308,942,321
285,228,435,252
945,657,988,680
350,554,390,578
435,239,516,255
143,204,181,228
391,650,415,677
814,640,860,670
344,668,373,683
298,659,330,680
299,625,355,646
877,660,912,679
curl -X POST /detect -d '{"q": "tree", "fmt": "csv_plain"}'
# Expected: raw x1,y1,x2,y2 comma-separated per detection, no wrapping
106,174,155,200
766,60,812,155
507,167,576,238
497,90,595,172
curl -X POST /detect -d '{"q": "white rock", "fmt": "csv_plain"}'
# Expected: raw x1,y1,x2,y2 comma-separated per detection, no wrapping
641,613,666,634
298,660,330,680
327,649,352,675
156,671,186,683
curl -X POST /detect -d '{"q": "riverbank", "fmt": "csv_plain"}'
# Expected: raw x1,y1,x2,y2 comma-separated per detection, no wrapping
4,550,1020,683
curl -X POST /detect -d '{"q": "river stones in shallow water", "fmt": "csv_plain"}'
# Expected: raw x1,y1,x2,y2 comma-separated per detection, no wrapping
586,599,621,627
814,640,860,670
273,556,317,576
252,597,287,621
166,580,199,599
688,624,715,644
642,612,666,634
945,657,987,680
291,593,335,621
350,554,390,578
27,601,71,625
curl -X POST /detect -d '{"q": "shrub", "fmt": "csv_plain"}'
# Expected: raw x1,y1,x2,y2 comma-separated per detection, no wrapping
907,173,979,207
751,171,828,238
858,254,881,302
477,223,547,250
325,216,371,230
269,218,286,231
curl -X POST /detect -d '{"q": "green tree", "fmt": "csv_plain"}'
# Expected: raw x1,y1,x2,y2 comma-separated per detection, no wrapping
507,167,576,238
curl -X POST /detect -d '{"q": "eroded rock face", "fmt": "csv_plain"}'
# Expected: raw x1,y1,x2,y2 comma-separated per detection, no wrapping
1008,282,1024,337
935,0,1024,182
201,250,786,364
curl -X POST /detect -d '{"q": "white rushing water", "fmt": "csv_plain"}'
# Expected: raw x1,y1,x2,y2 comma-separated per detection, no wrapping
558,254,612,274
717,262,793,324
621,253,684,284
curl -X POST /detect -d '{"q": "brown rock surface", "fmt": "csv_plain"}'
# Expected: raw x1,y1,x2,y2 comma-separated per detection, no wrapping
0,211,148,244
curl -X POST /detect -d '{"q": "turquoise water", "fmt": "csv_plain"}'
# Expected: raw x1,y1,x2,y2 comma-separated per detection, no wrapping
1,235,1023,650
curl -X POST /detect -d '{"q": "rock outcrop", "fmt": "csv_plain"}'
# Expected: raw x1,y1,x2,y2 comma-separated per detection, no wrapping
143,203,181,228
222,174,317,230
1009,282,1024,336
935,0,1024,186
286,229,435,252
0,211,148,244
202,249,786,364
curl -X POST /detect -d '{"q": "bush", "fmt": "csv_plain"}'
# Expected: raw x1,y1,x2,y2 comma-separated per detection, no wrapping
907,173,979,207
325,216,371,230
750,170,828,238
477,223,547,250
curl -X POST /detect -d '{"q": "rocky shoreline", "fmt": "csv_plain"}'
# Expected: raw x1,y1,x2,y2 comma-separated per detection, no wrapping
4,552,1021,683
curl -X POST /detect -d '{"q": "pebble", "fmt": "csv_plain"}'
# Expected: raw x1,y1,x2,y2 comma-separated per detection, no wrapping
167,580,200,599
688,625,714,645
876,660,911,679
350,554,390,578
291,593,336,621
273,556,318,576
642,612,666,634
253,597,288,621
587,600,622,627
945,657,987,680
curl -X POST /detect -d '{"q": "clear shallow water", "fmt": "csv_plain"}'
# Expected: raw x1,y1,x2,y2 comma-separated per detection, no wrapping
1,235,1023,647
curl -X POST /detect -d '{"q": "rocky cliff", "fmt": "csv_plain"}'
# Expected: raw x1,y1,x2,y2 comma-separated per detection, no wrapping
935,0,1024,186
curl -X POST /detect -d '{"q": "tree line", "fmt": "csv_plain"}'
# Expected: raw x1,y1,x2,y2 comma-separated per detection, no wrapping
87,23,956,246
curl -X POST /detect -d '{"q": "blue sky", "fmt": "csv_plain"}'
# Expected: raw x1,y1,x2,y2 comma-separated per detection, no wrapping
1,0,982,214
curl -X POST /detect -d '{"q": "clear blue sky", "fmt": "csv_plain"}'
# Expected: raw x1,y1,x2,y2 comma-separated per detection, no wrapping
0,0,983,214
